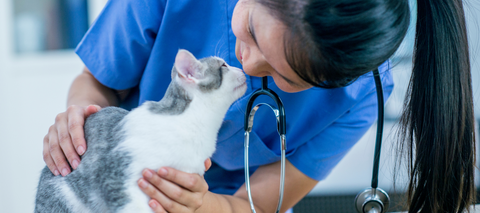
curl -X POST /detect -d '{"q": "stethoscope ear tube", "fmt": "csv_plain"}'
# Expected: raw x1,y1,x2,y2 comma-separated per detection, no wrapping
244,77,287,213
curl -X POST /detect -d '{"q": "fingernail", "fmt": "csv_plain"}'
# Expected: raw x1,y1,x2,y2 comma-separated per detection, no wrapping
138,179,148,189
159,168,168,177
149,200,157,209
72,160,79,170
54,170,60,176
61,168,69,176
77,146,85,155
144,170,153,178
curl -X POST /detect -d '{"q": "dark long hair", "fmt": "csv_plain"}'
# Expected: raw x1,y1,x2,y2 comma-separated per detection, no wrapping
257,0,475,212
399,0,475,212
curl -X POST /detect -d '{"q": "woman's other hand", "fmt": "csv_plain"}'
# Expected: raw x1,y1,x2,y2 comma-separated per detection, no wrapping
43,104,101,176
139,159,212,213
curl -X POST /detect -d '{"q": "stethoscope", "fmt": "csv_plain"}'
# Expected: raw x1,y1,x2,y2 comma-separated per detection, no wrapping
243,69,389,213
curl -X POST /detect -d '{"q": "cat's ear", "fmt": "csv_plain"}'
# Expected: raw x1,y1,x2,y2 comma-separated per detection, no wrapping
174,50,204,83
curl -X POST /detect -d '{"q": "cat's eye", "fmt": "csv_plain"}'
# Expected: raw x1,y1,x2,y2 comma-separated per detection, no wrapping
222,63,228,68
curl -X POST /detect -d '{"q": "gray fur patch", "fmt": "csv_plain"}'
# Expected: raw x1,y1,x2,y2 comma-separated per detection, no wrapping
148,80,192,115
152,57,225,115
197,57,224,93
35,107,130,213
35,168,72,213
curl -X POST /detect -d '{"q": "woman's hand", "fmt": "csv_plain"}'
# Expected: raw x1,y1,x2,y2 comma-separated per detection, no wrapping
43,105,101,176
138,159,212,213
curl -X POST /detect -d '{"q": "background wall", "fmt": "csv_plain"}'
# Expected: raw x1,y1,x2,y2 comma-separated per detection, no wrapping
0,0,479,212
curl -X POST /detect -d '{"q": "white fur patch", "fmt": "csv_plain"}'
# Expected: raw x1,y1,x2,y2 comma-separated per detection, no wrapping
58,180,92,213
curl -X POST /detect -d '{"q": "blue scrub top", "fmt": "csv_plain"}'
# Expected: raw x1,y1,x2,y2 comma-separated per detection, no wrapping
76,0,394,195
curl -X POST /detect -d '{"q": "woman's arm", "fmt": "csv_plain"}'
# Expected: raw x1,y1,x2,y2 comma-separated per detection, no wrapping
67,67,122,108
229,159,318,213
140,159,318,213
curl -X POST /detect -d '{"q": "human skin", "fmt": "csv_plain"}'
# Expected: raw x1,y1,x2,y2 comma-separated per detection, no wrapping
42,0,319,212
233,0,312,93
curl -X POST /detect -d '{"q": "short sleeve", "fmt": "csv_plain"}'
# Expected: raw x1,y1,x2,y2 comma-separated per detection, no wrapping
75,0,165,90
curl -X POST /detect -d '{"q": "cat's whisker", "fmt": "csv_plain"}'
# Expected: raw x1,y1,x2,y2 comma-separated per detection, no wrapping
214,34,226,58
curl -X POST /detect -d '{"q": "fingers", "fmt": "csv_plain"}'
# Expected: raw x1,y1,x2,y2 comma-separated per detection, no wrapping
43,134,60,176
138,176,189,212
157,167,208,193
48,125,71,176
148,200,167,213
143,169,201,207
57,113,80,171
139,167,208,212
204,159,212,172
43,105,101,176
67,106,89,156
70,105,100,156
85,105,101,116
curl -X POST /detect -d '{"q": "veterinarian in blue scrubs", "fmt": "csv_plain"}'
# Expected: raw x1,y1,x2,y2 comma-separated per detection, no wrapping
43,0,398,212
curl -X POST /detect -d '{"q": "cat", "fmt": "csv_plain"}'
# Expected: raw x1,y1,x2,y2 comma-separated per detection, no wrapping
34,49,247,213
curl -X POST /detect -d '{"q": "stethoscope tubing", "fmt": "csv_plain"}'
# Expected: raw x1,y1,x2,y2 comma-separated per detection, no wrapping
244,77,287,213
371,68,384,189
244,71,386,213
244,131,286,213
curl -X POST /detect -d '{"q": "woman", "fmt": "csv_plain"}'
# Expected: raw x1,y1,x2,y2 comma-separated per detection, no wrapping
42,0,474,212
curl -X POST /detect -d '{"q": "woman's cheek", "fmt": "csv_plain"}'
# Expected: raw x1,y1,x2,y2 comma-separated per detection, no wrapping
241,61,255,76
242,59,271,77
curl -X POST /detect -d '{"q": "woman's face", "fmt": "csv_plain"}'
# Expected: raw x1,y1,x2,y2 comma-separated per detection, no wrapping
232,0,312,93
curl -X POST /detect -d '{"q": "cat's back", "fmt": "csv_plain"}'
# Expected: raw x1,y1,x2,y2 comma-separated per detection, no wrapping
35,107,130,213
83,107,129,152
85,107,129,138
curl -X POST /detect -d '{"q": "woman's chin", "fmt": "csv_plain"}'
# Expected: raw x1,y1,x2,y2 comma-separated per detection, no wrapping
274,80,312,93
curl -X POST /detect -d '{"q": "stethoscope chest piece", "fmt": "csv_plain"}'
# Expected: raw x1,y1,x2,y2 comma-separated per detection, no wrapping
355,187,390,213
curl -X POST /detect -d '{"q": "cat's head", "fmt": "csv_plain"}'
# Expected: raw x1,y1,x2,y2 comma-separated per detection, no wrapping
172,49,247,105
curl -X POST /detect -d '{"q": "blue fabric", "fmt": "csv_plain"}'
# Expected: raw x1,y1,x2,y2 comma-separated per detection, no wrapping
76,0,394,195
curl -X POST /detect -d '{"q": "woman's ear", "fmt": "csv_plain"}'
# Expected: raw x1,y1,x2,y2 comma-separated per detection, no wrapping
174,49,204,83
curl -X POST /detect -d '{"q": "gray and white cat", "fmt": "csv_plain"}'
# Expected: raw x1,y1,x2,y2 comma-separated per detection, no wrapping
34,49,247,213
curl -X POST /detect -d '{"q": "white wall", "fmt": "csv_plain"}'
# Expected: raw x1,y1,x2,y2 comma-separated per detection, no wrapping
0,0,91,212
0,0,479,212
466,1,480,119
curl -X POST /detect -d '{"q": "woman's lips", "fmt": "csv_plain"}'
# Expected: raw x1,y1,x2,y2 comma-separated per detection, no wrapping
240,48,243,60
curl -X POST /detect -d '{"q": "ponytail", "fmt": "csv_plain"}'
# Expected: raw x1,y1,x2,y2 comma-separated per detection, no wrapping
399,0,475,212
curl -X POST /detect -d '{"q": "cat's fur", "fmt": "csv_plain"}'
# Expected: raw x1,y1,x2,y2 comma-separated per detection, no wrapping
34,50,247,213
